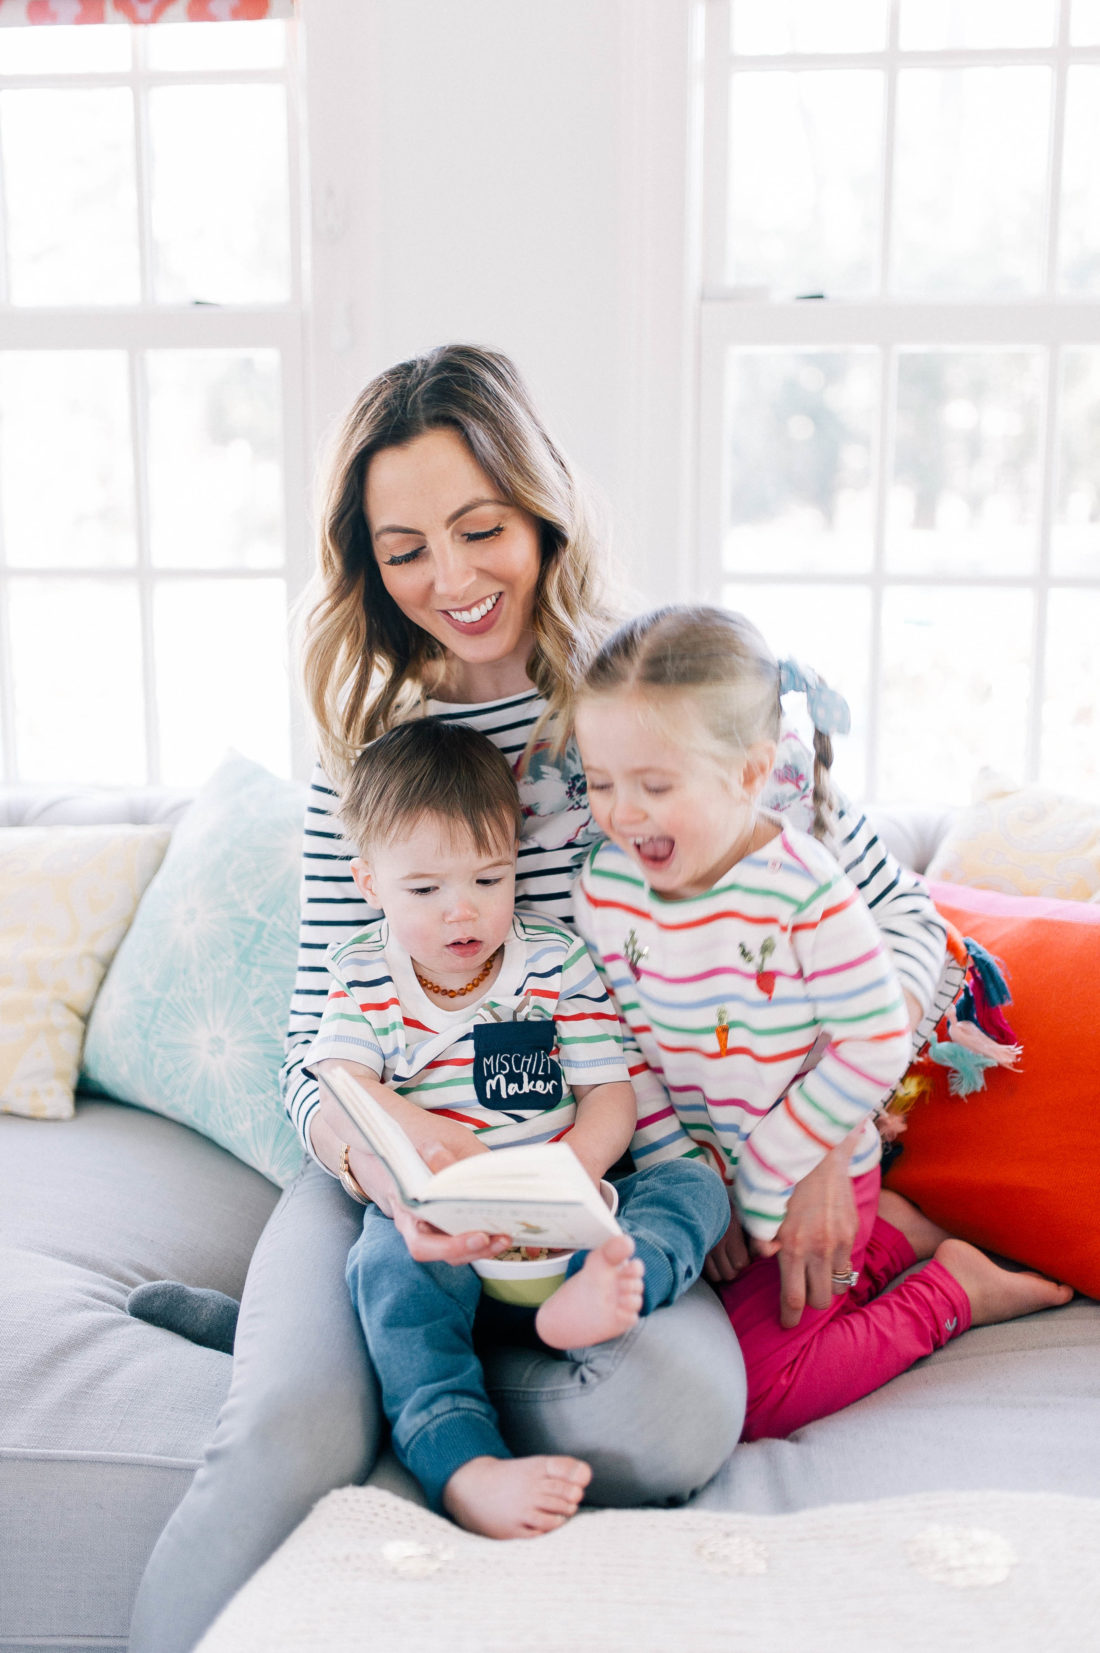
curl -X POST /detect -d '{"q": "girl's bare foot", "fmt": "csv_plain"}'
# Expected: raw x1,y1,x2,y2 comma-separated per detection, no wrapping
934,1237,1074,1327
877,1188,951,1261
534,1233,644,1351
442,1454,591,1540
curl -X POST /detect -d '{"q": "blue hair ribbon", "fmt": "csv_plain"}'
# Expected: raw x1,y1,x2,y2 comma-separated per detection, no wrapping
778,658,851,738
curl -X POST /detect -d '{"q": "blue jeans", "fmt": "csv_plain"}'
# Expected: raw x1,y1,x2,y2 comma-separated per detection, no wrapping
345,1159,730,1509
129,1161,745,1653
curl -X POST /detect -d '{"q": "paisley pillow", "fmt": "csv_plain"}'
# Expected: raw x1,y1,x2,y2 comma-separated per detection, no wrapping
926,769,1100,901
0,824,170,1118
81,752,306,1186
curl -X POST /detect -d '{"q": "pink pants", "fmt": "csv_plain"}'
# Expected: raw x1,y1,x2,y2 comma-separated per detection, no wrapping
720,1168,971,1441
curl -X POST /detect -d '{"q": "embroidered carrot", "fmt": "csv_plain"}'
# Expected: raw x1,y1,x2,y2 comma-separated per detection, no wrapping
715,1007,729,1056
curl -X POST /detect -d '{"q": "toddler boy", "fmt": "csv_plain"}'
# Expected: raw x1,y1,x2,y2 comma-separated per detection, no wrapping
307,717,728,1540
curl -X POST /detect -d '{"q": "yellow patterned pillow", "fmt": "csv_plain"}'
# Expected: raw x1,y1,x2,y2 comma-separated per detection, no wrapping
0,825,171,1119
926,768,1100,901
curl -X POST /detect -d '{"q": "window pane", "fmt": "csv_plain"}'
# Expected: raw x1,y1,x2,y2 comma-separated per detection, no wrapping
879,588,1032,802
724,350,876,575
149,84,290,304
900,0,1056,48
1073,0,1100,44
731,0,887,54
0,351,135,570
146,350,283,570
720,581,871,800
728,71,882,295
145,21,286,71
888,351,1042,576
0,25,130,74
1058,68,1100,296
153,579,290,786
1041,590,1100,801
9,578,145,784
1053,350,1100,576
0,88,140,305
892,69,1049,297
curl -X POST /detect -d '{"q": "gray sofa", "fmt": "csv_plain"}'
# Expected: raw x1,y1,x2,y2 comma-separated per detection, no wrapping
2,787,1098,1653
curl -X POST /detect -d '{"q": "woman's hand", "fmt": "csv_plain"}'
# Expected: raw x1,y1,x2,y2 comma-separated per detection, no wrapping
704,1221,751,1285
766,1147,860,1329
391,1140,511,1267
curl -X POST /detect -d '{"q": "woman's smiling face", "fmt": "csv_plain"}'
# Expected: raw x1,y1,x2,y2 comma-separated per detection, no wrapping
364,426,543,703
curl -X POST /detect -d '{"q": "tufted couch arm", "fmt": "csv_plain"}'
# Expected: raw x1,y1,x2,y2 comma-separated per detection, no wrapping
863,804,957,877
0,784,195,829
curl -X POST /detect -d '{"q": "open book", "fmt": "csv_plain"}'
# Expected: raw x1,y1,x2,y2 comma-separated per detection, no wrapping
319,1065,622,1250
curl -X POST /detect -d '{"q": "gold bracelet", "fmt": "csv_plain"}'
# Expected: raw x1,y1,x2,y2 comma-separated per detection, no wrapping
339,1142,371,1206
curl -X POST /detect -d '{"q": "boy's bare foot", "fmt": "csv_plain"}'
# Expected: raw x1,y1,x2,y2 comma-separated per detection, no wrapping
934,1237,1074,1328
534,1233,644,1351
442,1454,592,1540
877,1188,951,1261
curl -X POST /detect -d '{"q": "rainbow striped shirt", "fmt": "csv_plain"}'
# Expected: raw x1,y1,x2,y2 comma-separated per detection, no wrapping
306,911,629,1148
574,828,914,1240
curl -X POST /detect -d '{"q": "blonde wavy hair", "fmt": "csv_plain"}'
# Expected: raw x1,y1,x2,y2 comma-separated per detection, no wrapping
296,344,614,783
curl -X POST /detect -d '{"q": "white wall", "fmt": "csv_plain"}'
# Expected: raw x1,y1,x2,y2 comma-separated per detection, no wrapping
301,0,700,602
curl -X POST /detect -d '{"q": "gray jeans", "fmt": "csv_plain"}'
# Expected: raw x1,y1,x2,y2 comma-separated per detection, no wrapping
128,1161,746,1653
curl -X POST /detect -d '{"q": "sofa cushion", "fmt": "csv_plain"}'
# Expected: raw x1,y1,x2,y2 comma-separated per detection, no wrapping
81,752,307,1187
884,881,1100,1298
0,1100,279,1649
926,768,1100,900
0,823,170,1119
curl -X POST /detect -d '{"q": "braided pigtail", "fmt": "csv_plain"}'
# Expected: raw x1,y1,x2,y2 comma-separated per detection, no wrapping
777,659,850,844
811,727,837,843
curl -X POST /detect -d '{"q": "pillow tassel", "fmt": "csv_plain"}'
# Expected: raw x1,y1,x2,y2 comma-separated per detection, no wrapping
945,1006,1022,1070
927,1037,998,1096
953,938,1020,1046
963,937,1013,1006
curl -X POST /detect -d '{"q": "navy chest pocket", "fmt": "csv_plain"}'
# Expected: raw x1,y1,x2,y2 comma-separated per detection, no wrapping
472,1019,564,1112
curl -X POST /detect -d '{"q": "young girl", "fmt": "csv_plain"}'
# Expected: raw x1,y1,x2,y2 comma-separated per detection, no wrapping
572,604,1072,1440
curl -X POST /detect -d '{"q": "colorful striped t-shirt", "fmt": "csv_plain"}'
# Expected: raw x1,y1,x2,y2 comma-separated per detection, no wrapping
573,828,915,1240
305,910,629,1148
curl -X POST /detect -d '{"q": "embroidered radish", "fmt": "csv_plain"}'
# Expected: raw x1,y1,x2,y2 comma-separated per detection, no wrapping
738,935,777,998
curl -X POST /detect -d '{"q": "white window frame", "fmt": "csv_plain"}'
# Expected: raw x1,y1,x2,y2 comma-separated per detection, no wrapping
695,0,1100,801
0,22,310,787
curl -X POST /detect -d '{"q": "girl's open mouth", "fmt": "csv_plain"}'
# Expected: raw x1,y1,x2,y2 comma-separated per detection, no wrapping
440,592,502,635
632,835,675,868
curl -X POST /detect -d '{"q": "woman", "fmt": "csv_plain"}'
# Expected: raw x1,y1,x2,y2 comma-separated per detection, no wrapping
129,344,948,1653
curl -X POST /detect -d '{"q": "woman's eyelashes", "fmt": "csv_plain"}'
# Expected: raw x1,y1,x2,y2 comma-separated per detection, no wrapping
380,524,504,567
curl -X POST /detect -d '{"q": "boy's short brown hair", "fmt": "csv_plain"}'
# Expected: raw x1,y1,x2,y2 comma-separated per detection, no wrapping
339,717,523,856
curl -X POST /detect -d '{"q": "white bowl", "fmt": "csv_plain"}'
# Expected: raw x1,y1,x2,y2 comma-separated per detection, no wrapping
471,1180,619,1306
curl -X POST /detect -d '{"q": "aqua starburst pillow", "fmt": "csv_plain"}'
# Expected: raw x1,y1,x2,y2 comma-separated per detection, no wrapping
81,752,306,1186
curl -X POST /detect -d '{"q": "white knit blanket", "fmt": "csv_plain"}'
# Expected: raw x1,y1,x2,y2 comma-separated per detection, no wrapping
195,1486,1100,1653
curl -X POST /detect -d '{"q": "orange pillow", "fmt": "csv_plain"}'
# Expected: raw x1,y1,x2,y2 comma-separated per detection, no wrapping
883,881,1100,1299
